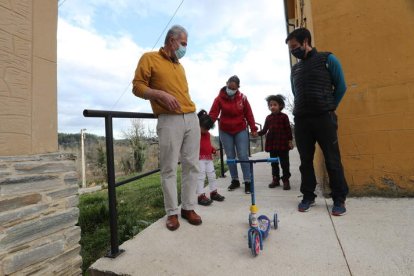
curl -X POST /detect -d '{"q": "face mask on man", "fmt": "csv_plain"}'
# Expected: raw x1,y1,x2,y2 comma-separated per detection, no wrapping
291,46,306,60
226,87,237,96
175,43,186,59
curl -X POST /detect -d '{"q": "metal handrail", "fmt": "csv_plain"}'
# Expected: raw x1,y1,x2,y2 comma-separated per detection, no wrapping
83,109,157,258
83,109,261,258
246,122,264,156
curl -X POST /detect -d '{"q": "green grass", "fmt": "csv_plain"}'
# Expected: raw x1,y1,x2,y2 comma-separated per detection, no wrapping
78,160,226,275
78,172,169,274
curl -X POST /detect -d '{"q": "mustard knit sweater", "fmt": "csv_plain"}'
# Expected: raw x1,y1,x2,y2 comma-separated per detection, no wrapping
132,48,196,116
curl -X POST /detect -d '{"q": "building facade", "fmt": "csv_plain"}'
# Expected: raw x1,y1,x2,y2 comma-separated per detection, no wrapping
0,1,81,274
284,0,414,196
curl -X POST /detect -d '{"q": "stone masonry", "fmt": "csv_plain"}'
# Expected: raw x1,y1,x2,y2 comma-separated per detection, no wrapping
0,153,81,275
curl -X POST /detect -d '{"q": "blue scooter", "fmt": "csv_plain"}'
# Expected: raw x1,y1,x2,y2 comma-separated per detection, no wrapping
227,158,280,256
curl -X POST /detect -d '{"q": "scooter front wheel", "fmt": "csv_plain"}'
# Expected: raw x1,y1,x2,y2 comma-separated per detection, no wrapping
250,230,261,257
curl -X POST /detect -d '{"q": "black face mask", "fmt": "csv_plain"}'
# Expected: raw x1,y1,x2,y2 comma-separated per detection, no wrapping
291,47,306,60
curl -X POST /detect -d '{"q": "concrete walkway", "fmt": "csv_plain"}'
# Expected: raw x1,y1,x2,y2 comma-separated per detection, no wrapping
89,149,414,276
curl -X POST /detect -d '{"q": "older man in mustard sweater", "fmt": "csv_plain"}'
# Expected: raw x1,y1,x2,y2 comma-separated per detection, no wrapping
132,25,201,231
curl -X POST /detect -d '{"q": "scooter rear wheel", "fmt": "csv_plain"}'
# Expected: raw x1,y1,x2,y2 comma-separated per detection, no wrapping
273,213,279,229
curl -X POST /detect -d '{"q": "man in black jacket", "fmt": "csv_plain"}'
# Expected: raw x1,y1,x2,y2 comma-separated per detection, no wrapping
286,28,348,216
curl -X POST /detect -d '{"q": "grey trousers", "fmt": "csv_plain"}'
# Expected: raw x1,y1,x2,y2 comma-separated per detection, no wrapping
157,113,200,216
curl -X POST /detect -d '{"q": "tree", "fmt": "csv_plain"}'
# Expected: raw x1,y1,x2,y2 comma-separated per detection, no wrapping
96,142,107,181
284,95,295,142
285,95,295,117
122,119,147,174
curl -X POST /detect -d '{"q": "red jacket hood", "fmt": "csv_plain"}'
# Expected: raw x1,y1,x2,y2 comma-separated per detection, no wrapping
218,86,241,100
209,87,258,135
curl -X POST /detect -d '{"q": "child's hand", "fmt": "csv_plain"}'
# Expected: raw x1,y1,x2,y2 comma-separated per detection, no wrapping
288,140,294,149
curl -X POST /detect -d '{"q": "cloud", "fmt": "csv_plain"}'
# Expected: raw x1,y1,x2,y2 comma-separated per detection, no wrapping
57,0,293,138
57,17,150,137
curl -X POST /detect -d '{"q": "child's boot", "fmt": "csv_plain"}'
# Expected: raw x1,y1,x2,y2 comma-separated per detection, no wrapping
198,193,213,206
268,176,280,188
210,190,225,201
282,179,291,190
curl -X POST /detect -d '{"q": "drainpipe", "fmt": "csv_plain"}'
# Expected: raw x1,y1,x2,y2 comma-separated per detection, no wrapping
283,0,296,68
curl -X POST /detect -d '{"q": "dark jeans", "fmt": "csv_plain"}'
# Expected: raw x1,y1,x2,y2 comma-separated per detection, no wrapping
269,150,291,181
294,112,348,203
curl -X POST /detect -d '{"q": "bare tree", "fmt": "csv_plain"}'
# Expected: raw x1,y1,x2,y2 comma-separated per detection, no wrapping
122,119,147,174
284,94,295,143
285,94,295,116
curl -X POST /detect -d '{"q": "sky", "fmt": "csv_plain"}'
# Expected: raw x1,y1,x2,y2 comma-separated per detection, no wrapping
57,0,293,138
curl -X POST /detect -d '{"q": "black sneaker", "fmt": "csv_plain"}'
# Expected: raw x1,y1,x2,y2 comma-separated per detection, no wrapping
244,182,251,194
198,194,213,206
298,199,315,212
332,202,346,216
228,179,240,191
210,191,225,201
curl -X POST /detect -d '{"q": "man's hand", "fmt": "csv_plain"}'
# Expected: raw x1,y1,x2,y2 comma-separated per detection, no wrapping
158,91,181,111
144,88,181,111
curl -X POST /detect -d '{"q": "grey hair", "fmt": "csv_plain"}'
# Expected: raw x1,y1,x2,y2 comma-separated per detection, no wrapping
164,25,188,45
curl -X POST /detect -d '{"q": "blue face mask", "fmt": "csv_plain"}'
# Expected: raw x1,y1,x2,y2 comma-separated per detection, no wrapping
175,44,186,59
226,87,237,96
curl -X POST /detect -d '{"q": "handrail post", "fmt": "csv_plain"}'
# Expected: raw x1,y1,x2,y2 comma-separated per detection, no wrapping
219,132,225,178
251,122,264,153
248,131,251,157
104,115,124,258
259,125,264,152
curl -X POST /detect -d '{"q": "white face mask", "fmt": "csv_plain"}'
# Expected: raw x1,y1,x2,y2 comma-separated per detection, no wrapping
226,87,237,96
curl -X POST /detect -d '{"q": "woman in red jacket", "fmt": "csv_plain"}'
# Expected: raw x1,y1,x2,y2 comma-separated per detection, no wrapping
209,75,258,194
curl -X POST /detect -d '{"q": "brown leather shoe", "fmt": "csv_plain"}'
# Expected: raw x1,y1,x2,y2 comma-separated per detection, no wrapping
166,215,180,231
181,209,202,225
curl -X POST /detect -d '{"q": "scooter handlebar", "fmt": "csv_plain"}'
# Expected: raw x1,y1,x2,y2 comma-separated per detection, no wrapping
267,157,279,163
226,158,279,164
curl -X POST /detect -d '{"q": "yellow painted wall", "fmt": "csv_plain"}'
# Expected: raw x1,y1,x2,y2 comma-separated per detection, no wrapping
0,0,57,156
286,0,414,196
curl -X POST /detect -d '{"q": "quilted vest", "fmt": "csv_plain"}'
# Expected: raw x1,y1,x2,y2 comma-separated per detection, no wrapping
291,49,336,116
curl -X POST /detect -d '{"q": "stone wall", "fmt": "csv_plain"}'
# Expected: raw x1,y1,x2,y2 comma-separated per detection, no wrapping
0,153,81,275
